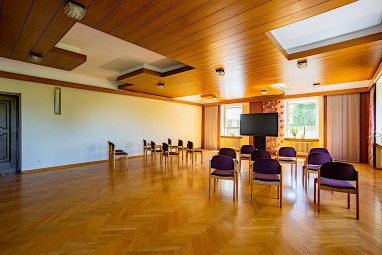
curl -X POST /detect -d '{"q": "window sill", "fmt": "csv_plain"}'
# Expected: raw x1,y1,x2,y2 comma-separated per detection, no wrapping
285,138,319,142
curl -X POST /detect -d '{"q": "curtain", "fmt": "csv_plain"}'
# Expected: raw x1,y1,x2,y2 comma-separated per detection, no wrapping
368,85,375,168
204,106,218,149
262,100,285,155
327,93,360,162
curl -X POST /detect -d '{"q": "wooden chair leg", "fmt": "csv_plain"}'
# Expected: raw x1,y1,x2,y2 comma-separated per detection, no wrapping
356,190,359,220
251,178,253,204
233,176,235,201
347,193,350,209
314,178,317,204
318,185,320,213
280,183,282,208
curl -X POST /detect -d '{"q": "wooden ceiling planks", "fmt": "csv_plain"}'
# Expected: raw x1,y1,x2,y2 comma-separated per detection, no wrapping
1,0,379,101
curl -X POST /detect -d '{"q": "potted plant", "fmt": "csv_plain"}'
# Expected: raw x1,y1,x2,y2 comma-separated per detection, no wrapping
290,128,298,138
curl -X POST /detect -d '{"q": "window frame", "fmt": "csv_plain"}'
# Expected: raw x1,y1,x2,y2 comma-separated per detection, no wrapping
285,97,320,139
223,104,242,137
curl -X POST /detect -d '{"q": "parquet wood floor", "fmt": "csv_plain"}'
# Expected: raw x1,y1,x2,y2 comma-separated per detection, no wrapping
0,151,381,254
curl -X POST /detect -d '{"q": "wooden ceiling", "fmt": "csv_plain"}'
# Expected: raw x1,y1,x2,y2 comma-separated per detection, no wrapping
1,0,381,100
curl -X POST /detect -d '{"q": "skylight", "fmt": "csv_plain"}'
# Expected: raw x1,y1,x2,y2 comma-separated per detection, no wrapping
270,0,382,54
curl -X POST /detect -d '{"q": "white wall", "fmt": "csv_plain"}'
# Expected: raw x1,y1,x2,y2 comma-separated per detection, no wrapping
0,78,202,171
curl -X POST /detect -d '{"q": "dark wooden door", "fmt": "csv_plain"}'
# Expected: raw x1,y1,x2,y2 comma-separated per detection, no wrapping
0,95,18,174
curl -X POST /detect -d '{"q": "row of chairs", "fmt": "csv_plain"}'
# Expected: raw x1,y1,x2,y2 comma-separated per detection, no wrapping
209,146,359,219
143,139,203,164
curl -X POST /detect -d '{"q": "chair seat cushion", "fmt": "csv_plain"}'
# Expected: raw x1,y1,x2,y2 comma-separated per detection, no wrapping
115,151,128,155
241,154,250,159
253,173,280,182
165,152,178,155
211,170,234,177
318,177,355,189
279,157,295,162
307,164,320,171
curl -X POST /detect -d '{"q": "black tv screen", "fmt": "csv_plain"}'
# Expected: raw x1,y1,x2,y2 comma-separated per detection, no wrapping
240,113,279,137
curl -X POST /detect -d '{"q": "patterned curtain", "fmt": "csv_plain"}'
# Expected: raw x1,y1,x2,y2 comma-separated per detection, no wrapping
262,100,285,155
368,85,375,168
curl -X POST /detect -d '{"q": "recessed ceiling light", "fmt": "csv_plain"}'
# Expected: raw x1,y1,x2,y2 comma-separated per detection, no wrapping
297,58,308,69
261,89,268,95
313,83,320,88
64,1,86,21
29,54,43,64
157,82,165,89
215,68,225,76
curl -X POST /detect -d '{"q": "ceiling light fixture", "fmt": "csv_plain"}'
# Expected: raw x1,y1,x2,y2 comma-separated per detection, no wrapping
157,82,165,89
215,68,225,76
261,89,268,95
29,54,43,64
297,58,308,69
212,95,218,100
313,83,320,88
64,1,86,21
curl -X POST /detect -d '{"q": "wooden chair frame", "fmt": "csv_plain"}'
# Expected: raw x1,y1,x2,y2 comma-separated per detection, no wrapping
250,165,282,208
277,151,298,179
209,160,238,201
143,140,151,159
150,142,163,164
314,167,359,220
161,143,180,166
108,142,128,170
186,142,203,164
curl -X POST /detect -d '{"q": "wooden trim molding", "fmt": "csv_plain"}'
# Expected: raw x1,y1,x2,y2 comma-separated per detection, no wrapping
369,60,382,89
22,155,145,174
0,70,201,106
285,138,318,142
203,87,369,106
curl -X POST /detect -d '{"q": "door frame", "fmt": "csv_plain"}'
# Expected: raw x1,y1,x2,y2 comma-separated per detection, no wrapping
0,92,21,173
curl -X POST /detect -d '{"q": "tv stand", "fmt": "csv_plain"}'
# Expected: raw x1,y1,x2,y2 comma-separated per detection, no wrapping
253,136,266,150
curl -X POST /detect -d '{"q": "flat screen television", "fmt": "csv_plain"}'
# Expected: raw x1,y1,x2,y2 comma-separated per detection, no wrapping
240,113,279,137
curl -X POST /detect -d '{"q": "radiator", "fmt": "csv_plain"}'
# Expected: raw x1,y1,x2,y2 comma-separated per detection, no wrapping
221,137,240,149
291,141,313,153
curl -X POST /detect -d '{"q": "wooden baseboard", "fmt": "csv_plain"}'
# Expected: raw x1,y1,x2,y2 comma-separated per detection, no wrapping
22,155,145,174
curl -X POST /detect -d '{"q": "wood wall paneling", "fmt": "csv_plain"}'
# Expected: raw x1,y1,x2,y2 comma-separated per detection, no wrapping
201,106,205,148
360,92,370,163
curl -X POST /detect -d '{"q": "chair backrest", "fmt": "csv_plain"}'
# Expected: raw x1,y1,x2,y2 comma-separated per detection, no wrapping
211,155,234,170
307,152,332,166
178,139,183,147
162,143,169,152
241,145,256,154
187,141,193,150
251,150,271,161
310,148,329,154
108,141,115,154
320,162,357,181
143,140,147,146
253,158,281,174
278,147,296,157
219,148,236,159
151,141,155,149
168,139,172,145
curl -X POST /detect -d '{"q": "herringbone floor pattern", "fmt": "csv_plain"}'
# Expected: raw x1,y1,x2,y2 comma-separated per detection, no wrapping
0,151,381,254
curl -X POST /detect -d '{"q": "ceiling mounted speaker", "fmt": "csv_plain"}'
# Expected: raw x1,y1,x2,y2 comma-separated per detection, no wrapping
297,58,308,69
157,82,165,89
64,1,86,20
215,68,225,76
29,54,43,64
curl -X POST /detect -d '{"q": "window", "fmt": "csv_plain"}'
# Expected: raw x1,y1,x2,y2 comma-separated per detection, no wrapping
286,97,319,139
223,104,242,136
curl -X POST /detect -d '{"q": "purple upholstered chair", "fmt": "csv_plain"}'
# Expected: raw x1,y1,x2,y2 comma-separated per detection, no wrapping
277,147,298,179
108,141,128,170
150,141,163,163
314,162,359,220
239,145,256,168
309,148,329,154
209,155,238,201
248,150,271,183
251,158,282,207
303,152,332,189
177,139,187,161
143,140,151,159
162,143,179,166
186,141,203,164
